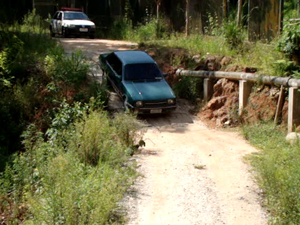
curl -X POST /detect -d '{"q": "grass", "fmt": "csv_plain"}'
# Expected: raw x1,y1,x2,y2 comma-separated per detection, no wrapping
140,34,285,76
110,17,286,77
243,122,300,224
0,108,142,224
1,11,121,224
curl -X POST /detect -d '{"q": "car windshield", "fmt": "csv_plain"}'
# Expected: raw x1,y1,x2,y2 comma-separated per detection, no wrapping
64,12,89,20
124,63,162,81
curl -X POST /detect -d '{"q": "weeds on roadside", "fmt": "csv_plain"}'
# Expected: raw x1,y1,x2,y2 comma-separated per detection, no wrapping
173,77,203,102
1,104,141,224
243,122,300,224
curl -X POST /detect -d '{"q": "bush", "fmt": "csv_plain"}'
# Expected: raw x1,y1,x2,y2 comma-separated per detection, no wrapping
70,111,119,165
222,21,245,50
1,106,141,224
109,18,133,40
45,49,89,88
243,122,300,224
173,77,203,102
108,17,171,42
278,22,300,65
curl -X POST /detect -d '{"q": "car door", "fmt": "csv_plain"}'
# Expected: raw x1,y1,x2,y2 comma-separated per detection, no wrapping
56,12,63,34
51,12,58,33
106,54,123,96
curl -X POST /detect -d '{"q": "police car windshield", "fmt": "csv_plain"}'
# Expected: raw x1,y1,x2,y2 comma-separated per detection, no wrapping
64,12,89,20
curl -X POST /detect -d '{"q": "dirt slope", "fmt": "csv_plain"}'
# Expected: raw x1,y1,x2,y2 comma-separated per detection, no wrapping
60,38,267,225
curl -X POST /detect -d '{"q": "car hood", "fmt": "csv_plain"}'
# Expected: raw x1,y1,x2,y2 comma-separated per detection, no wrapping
63,20,95,26
123,80,176,101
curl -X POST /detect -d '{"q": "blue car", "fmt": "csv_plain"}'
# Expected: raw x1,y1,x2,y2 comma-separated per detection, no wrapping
100,50,177,114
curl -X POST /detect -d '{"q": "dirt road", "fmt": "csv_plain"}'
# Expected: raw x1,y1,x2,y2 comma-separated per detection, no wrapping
60,38,267,225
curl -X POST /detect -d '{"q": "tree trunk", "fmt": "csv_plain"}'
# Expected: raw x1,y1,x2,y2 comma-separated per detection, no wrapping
185,0,190,36
237,0,242,26
298,0,300,16
223,0,227,19
156,0,161,20
279,0,283,33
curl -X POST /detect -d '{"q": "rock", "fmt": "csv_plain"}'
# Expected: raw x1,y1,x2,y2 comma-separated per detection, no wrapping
216,116,228,127
213,78,238,97
225,65,241,72
269,87,280,99
205,56,221,71
224,120,231,125
286,132,300,145
220,57,231,67
192,54,201,64
206,96,227,110
244,67,257,73
147,50,156,57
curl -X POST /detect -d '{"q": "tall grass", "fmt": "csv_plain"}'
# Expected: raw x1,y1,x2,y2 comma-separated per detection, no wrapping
110,17,286,76
143,34,285,76
243,122,300,224
1,108,142,224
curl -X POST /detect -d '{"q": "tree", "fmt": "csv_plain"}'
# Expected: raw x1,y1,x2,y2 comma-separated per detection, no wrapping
185,0,190,36
237,0,242,26
223,0,227,18
156,0,162,20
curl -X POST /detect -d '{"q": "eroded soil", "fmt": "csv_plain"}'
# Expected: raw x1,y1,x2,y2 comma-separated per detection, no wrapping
60,38,268,225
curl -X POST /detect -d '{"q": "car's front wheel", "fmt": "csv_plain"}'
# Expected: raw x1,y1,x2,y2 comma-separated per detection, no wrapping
62,27,68,38
50,26,55,37
124,97,130,112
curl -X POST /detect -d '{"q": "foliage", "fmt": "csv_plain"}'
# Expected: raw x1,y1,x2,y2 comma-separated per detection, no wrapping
284,0,299,19
222,21,245,50
272,59,299,77
204,13,222,36
20,9,48,34
45,49,89,87
71,111,119,166
109,17,171,42
113,113,144,147
203,13,246,50
109,18,133,40
0,34,24,77
0,10,108,172
173,77,203,102
243,122,300,224
278,22,300,64
0,106,141,224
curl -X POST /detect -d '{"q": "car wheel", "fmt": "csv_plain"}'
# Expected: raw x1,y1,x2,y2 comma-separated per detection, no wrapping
50,26,55,37
62,27,68,38
124,97,130,112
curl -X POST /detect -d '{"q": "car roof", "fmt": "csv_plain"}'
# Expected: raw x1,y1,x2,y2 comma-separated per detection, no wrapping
62,11,84,13
114,51,155,65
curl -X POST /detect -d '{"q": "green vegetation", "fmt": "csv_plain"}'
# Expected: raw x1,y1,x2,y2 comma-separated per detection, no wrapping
278,21,300,67
0,107,141,224
0,11,137,224
109,17,289,77
243,123,300,225
284,0,299,19
173,77,203,103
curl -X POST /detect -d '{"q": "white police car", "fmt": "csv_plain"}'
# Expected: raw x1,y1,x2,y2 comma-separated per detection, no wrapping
50,8,96,38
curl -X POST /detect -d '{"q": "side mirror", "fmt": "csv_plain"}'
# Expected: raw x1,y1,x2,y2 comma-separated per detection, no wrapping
116,74,122,80
162,73,168,77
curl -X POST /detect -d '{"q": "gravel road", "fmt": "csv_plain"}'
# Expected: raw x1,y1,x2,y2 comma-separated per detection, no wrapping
60,38,268,225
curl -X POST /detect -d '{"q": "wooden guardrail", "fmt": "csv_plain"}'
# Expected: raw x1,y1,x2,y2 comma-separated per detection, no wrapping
176,69,300,132
176,69,300,87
